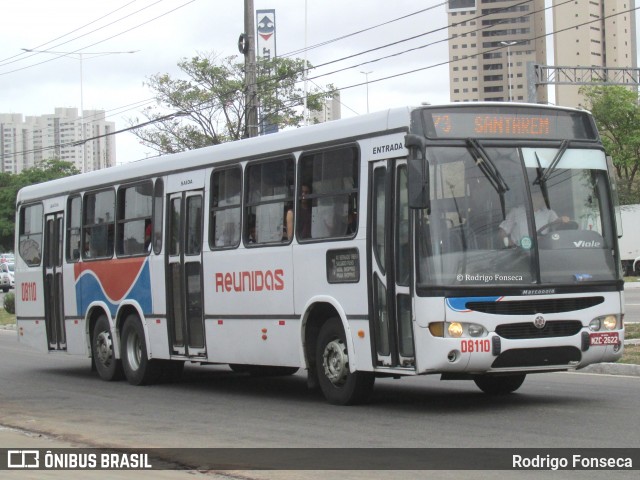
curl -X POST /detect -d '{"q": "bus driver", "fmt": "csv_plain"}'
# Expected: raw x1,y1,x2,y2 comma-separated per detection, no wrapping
498,187,570,248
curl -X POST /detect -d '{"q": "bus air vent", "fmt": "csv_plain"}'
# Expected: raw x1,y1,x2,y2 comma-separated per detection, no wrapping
495,320,583,339
465,296,603,315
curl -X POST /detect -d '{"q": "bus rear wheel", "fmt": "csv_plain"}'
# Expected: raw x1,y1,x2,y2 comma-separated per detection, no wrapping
473,374,526,395
92,314,123,381
315,318,374,405
121,314,159,386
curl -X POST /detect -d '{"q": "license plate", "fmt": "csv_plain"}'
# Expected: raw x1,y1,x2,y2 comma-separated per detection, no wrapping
589,332,619,346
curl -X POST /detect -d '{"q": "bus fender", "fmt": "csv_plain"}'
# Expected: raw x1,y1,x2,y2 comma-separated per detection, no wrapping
300,296,360,373
115,301,151,359
84,301,118,358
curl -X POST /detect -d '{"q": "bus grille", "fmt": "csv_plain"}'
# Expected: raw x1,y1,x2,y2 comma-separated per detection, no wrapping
465,296,603,315
491,347,581,368
496,320,583,339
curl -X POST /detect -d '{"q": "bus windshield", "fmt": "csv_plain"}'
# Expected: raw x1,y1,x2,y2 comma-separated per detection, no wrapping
416,144,617,289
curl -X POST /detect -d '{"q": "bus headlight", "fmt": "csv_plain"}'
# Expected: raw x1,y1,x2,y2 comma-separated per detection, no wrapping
468,324,485,337
602,315,617,330
590,315,619,332
448,322,463,338
429,322,487,338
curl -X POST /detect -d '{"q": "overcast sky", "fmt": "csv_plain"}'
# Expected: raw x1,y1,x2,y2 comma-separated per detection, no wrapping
0,1,638,165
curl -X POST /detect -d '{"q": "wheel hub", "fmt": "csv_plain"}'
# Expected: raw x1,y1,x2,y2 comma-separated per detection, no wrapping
125,331,142,371
95,331,113,366
322,338,349,386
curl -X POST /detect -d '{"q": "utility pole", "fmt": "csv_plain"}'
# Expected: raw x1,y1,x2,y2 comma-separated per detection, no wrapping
243,0,259,137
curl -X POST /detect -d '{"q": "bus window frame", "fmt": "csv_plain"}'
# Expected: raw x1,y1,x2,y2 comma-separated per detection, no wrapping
153,178,164,255
116,180,154,258
66,194,82,263
82,188,116,261
209,165,243,251
18,202,44,267
243,156,295,248
296,144,360,244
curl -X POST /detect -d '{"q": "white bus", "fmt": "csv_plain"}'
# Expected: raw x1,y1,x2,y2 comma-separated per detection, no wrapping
15,103,624,405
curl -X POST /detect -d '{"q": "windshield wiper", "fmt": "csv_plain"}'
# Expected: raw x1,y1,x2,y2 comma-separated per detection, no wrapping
534,140,569,187
466,138,510,218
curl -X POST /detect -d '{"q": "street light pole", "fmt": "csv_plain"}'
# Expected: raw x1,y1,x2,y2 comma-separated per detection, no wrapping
360,71,372,113
21,48,137,172
500,41,517,102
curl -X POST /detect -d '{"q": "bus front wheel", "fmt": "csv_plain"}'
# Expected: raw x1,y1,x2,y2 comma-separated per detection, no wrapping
121,314,159,386
473,373,526,395
92,314,123,381
315,318,374,405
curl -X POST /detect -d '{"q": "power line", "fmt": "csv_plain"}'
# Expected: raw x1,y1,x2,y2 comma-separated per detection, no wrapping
3,1,637,161
0,0,143,67
280,2,448,59
0,0,196,77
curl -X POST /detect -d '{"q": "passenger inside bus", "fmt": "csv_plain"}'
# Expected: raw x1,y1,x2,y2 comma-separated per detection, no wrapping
297,184,312,239
498,187,571,248
144,220,152,252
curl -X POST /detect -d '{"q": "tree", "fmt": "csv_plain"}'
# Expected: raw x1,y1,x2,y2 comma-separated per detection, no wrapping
581,85,640,204
0,160,79,250
129,52,336,154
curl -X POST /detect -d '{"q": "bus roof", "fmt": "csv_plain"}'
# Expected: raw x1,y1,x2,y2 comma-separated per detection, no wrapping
16,103,593,205
17,106,414,205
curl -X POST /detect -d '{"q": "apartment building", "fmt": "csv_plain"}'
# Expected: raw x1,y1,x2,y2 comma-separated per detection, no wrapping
0,107,115,174
447,0,548,103
553,0,637,108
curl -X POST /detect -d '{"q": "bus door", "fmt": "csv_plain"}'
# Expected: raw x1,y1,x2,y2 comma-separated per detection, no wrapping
166,190,206,358
43,212,66,350
369,159,415,368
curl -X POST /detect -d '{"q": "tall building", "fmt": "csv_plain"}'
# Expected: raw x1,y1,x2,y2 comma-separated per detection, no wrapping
553,0,637,108
0,108,115,174
310,92,342,123
447,0,548,103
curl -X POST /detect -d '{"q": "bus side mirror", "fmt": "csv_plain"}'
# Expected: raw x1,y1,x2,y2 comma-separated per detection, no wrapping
405,134,430,210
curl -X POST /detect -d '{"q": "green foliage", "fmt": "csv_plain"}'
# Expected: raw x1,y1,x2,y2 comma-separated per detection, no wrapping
581,85,640,204
0,160,79,250
3,292,15,315
129,51,336,154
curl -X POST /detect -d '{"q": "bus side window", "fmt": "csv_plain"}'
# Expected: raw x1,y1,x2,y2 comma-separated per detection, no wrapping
210,167,242,249
116,181,153,257
153,178,164,254
19,203,44,266
83,189,115,260
244,158,294,245
66,195,81,262
298,146,359,241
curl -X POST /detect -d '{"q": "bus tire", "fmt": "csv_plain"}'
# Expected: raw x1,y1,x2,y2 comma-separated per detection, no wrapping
473,374,526,395
92,314,123,381
121,314,159,386
316,318,374,405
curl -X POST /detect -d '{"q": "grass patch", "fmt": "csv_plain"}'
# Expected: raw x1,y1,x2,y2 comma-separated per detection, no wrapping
619,344,640,365
626,322,640,340
0,308,15,326
624,276,640,283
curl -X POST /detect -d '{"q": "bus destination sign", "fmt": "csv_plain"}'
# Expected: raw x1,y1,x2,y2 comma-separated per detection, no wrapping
423,107,597,140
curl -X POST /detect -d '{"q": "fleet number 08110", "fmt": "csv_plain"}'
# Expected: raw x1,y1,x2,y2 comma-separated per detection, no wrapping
460,339,491,353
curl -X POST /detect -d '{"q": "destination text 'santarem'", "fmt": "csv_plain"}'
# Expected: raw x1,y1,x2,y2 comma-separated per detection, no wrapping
215,269,284,293
474,115,550,136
